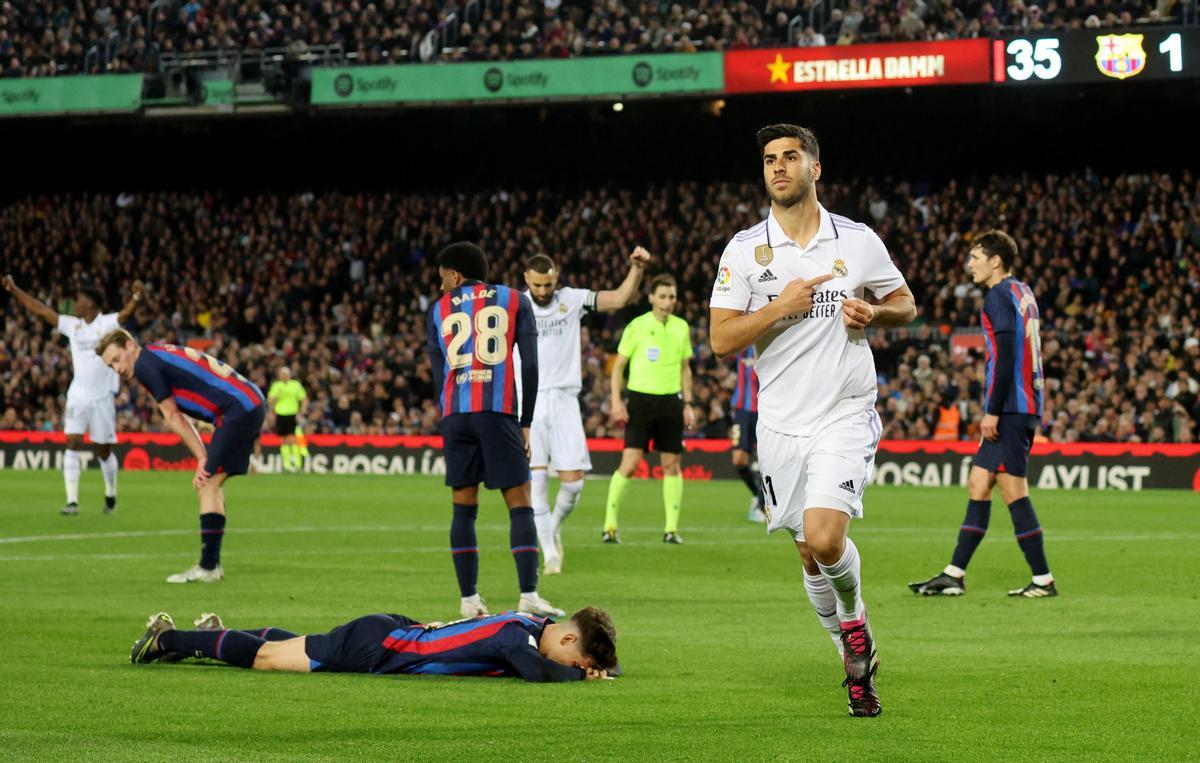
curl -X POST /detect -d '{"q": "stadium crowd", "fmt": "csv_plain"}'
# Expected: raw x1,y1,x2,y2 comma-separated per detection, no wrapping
2,168,1199,443
1,0,1187,78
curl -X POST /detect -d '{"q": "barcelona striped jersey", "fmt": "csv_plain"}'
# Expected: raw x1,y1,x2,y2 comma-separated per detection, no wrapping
731,346,759,412
426,281,538,426
134,344,264,425
981,277,1044,416
374,612,583,681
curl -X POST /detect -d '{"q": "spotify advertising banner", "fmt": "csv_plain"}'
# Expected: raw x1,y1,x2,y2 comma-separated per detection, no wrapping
0,75,143,117
311,52,723,106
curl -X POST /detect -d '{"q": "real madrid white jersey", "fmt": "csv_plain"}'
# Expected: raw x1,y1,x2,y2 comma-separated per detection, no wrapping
57,312,121,403
709,205,906,436
525,286,597,392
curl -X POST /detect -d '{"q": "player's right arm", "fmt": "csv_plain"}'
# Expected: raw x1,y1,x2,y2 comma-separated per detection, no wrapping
2,275,59,325
425,303,447,395
709,275,833,359
505,644,592,682
154,397,210,489
595,246,651,312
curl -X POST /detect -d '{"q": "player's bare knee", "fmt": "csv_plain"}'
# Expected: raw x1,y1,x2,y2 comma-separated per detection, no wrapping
967,468,994,500
806,531,845,564
996,475,1029,505
66,435,84,450
795,541,819,573
731,450,749,468
95,444,112,460
251,641,280,670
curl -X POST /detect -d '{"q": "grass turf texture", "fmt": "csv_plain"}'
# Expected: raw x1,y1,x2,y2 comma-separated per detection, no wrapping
0,471,1195,761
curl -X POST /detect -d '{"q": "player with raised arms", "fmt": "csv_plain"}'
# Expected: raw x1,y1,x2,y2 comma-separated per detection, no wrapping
908,230,1057,598
522,247,650,574
96,329,266,583
130,605,618,682
3,276,143,515
708,124,916,717
427,242,564,619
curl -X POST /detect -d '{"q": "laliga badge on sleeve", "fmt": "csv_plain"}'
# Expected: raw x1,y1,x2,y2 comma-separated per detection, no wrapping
754,245,774,266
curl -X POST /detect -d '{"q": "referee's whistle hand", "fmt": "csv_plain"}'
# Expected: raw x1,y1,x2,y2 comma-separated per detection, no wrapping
775,273,834,316
610,400,629,425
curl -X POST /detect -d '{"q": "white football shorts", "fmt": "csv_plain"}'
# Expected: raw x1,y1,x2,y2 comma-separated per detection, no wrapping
529,388,593,472
757,408,882,541
64,396,118,444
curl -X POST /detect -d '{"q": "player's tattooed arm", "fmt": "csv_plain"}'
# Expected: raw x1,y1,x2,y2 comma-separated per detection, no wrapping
116,280,145,324
596,246,651,312
2,275,59,325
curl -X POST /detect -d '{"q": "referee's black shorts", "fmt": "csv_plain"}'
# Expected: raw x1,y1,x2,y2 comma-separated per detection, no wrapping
623,391,684,454
273,413,297,437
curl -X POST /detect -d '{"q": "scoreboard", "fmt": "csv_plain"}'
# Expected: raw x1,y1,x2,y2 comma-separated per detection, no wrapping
994,29,1199,85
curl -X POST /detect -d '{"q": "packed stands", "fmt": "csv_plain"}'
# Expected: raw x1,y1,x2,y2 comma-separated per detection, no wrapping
3,168,1197,442
1,0,1187,77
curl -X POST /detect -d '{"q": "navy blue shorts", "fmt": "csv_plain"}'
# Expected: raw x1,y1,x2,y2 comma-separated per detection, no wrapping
731,409,757,452
441,412,530,490
974,414,1039,478
209,404,265,477
304,613,416,673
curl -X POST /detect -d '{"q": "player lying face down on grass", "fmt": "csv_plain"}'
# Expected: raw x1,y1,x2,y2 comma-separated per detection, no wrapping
131,607,618,682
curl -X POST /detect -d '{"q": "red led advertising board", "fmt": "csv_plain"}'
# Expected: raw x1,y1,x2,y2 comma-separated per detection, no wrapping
725,39,992,94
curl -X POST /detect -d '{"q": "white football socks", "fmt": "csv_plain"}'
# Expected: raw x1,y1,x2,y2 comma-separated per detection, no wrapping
100,454,118,498
530,470,557,564
552,479,584,528
817,537,866,623
803,569,844,655
63,450,81,504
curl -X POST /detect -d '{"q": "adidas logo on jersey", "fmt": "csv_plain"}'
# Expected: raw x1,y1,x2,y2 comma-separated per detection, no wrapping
838,479,856,493
758,269,778,283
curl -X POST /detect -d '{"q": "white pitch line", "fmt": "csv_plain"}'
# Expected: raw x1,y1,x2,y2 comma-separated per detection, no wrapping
1,523,1195,550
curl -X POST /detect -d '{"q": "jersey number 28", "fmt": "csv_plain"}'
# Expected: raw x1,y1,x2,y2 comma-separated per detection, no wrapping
443,306,509,369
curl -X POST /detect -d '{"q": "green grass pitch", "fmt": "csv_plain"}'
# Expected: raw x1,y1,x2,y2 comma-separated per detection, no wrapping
0,471,1195,761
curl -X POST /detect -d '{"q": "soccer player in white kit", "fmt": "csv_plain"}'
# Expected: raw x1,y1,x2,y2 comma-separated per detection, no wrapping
3,276,143,514
708,125,916,717
523,247,651,575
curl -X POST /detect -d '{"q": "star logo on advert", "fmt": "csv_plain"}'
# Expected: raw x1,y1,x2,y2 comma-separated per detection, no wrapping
766,53,791,84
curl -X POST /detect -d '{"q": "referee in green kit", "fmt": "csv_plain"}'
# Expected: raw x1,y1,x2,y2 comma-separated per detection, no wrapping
267,366,307,472
604,274,696,545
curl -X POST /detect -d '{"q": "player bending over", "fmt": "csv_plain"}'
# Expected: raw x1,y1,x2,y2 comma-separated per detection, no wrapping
131,606,618,682
97,330,265,583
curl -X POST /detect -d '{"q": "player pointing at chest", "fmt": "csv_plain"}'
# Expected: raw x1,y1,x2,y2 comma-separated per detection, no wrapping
708,124,916,717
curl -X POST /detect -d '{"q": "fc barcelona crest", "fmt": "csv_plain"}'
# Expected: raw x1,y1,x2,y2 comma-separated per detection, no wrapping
754,245,774,266
1095,34,1146,80
832,259,849,278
